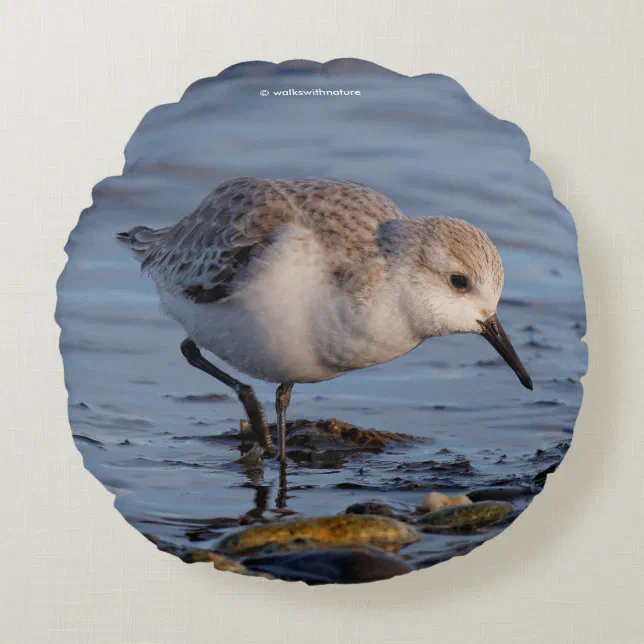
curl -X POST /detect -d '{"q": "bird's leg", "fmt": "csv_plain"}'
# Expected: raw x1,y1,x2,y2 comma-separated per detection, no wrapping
180,339,273,453
275,383,294,462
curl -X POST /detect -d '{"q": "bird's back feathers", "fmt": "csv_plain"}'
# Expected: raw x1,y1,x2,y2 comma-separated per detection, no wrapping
117,177,406,303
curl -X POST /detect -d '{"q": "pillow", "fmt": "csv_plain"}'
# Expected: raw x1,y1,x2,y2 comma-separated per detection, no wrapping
56,59,586,585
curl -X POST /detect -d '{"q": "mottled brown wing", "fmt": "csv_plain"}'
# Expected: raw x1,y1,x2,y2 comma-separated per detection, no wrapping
139,177,298,302
266,177,407,297
135,176,406,303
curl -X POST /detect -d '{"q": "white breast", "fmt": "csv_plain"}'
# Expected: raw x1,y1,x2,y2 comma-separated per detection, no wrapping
156,224,421,383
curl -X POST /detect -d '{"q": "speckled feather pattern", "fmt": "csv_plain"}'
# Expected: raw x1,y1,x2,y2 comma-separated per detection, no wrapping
136,177,406,300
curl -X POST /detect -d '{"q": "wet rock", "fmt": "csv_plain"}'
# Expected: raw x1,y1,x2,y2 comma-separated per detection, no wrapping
287,448,347,468
242,547,412,585
533,441,570,461
162,392,232,403
422,492,472,512
185,550,251,574
335,482,376,490
531,441,570,487
203,418,420,468
398,457,472,474
256,538,319,554
344,502,394,517
279,418,419,451
217,514,420,555
533,463,559,488
467,486,532,502
144,534,270,577
419,501,513,532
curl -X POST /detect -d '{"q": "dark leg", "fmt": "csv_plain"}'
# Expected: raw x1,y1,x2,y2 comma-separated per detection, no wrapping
275,383,294,462
180,339,273,452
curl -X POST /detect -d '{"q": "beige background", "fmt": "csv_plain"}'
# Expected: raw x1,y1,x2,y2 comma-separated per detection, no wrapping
1,1,643,642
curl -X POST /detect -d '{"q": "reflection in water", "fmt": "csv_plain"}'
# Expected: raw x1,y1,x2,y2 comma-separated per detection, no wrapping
247,481,270,521
277,461,288,510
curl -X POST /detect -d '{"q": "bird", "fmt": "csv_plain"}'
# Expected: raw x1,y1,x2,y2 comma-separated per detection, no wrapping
118,176,532,462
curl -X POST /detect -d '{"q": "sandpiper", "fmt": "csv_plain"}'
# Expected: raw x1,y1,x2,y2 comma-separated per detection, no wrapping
118,177,532,461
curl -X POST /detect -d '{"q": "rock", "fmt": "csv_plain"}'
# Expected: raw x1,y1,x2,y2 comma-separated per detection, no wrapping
211,418,421,468
185,550,250,574
217,514,420,555
419,501,513,532
144,535,273,579
242,547,412,585
344,502,394,517
422,492,472,512
278,419,419,451
256,538,319,554
467,485,531,502
162,392,231,403
286,448,347,468
533,463,559,488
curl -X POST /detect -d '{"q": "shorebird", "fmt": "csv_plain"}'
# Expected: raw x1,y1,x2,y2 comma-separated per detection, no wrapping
118,177,532,462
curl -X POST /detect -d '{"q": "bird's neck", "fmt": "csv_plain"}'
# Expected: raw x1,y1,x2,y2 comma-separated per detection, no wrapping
309,277,423,375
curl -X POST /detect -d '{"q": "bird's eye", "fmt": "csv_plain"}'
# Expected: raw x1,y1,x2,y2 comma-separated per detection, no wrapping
450,274,469,290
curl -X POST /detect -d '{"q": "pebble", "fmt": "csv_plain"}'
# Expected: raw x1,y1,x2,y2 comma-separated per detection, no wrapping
242,547,412,585
217,514,420,555
467,485,531,502
422,492,472,512
419,501,513,532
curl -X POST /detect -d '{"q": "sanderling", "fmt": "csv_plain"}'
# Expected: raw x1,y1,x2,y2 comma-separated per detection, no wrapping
118,177,532,461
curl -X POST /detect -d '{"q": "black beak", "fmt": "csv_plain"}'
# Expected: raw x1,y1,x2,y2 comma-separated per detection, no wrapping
479,314,533,390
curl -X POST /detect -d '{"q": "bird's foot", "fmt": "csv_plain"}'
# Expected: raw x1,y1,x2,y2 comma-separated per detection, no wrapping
235,443,265,467
236,384,274,452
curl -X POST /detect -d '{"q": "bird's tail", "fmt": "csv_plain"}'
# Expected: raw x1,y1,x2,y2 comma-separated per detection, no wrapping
116,225,169,262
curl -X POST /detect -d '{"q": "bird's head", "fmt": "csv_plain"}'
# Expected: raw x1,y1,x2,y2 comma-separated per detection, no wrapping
378,216,533,390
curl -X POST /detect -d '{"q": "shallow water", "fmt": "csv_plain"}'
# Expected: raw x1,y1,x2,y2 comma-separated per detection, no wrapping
57,61,587,581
